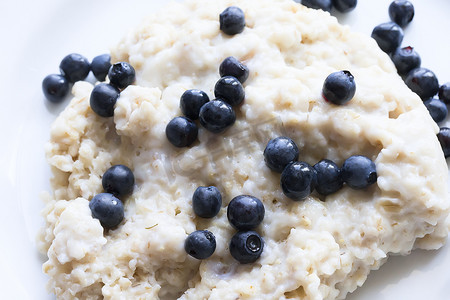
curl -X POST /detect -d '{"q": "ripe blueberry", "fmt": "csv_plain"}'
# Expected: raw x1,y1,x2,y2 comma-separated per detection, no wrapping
165,116,198,147
341,155,377,189
42,74,70,103
185,230,216,259
219,57,249,84
91,54,111,82
227,195,265,231
405,68,439,100
281,161,317,200
437,127,450,158
389,0,414,28
214,76,245,106
219,6,245,35
102,165,135,198
229,231,264,264
313,159,343,196
371,22,404,53
301,0,332,12
108,62,136,90
59,53,90,83
90,83,120,117
199,100,236,133
391,46,421,76
424,98,448,123
89,193,124,229
322,70,356,105
193,186,222,218
180,89,210,120
264,136,300,173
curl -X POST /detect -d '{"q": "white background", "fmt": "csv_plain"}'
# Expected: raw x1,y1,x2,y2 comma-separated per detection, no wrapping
1,0,449,299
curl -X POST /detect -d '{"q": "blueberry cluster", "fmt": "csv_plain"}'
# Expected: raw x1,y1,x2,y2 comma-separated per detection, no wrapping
185,187,265,264
264,137,377,200
89,165,135,229
301,0,357,13
166,55,249,147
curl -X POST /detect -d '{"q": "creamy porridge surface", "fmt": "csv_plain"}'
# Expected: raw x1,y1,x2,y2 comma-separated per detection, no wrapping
39,0,450,299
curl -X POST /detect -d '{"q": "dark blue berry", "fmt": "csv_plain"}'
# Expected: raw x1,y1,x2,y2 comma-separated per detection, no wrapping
229,231,264,264
102,165,135,198
91,54,111,82
59,53,90,83
389,0,414,28
322,70,356,105
184,230,216,259
264,137,300,173
332,0,357,13
165,116,198,147
108,62,136,89
391,46,421,76
219,57,249,84
227,195,265,231
199,100,236,133
437,127,450,158
219,6,245,35
281,162,317,200
439,83,450,105
180,89,210,120
214,76,245,106
371,22,404,53
313,159,343,196
301,0,332,12
424,98,448,123
193,186,222,218
89,83,120,117
42,74,70,103
405,68,439,100
89,193,124,229
341,155,377,189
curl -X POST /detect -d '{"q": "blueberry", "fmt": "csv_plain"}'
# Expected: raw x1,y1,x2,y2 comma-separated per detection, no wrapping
405,68,439,100
219,6,245,35
390,46,421,76
89,83,120,117
389,0,414,28
371,22,404,53
322,70,356,105
332,0,357,13
184,230,216,259
89,193,124,229
313,159,343,196
341,155,377,190
264,137,300,173
301,0,332,12
229,231,264,264
180,89,210,120
166,116,198,147
199,100,236,133
42,74,70,103
219,57,249,84
439,83,450,105
227,195,265,231
214,76,245,106
108,62,136,89
59,53,90,83
102,165,135,198
281,162,317,200
424,98,448,123
437,127,450,158
192,186,222,218
91,54,111,82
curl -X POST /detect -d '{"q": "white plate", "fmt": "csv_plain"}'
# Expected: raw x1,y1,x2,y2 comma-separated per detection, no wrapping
1,0,449,299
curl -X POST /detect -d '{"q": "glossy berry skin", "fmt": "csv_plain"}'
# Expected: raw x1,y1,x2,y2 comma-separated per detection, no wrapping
89,193,124,229
227,195,265,231
42,74,70,103
437,127,450,158
341,155,377,190
281,162,317,200
390,46,421,76
322,70,356,105
313,159,343,196
439,83,450,104
264,136,300,173
423,98,448,123
230,231,264,264
91,54,111,82
389,0,414,28
184,230,216,259
165,116,198,147
199,100,236,133
192,186,222,218
405,68,439,100
219,57,249,83
108,62,136,89
59,53,90,83
102,165,135,198
219,6,245,35
180,89,210,120
301,0,332,12
371,22,404,53
332,0,357,13
90,83,120,117
214,76,245,106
